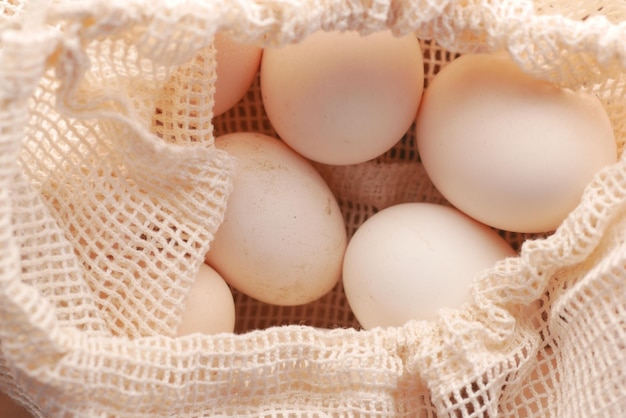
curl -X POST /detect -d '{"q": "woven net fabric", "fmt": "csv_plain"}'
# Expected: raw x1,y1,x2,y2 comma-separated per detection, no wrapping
0,0,625,417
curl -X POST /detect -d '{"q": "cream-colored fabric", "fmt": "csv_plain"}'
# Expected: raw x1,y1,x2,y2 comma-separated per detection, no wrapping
1,0,625,416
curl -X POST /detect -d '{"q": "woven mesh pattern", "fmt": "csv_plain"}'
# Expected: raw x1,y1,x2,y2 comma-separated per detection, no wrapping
1,0,625,417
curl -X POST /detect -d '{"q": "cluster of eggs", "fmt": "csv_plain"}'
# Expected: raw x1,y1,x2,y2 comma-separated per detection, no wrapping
176,30,617,336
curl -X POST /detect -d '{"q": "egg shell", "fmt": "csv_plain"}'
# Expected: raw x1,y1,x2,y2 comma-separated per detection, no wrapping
213,32,263,117
416,53,617,233
206,132,347,306
512,347,557,417
0,391,33,418
342,202,516,329
261,30,424,165
176,263,236,336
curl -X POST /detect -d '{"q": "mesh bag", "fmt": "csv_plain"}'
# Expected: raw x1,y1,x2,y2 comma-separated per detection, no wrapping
1,0,625,416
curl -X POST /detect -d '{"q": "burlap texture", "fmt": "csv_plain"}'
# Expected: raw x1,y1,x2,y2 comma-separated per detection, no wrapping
1,0,625,416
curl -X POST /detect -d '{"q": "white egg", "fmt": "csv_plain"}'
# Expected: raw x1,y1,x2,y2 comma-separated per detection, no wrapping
416,53,617,233
206,132,347,306
176,263,236,336
514,349,556,417
342,203,515,329
213,32,263,117
261,30,424,165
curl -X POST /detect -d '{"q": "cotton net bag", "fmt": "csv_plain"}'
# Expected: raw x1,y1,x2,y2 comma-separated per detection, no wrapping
1,0,626,416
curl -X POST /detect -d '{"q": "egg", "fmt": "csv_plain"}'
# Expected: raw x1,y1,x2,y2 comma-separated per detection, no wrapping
205,132,347,306
0,392,33,418
342,203,515,329
175,263,236,336
213,32,263,117
416,53,617,233
261,30,424,165
515,349,557,417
